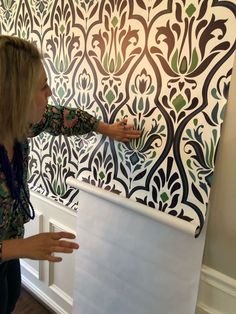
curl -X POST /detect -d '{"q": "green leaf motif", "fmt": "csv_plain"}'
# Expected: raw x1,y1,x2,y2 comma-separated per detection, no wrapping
212,129,217,144
171,49,179,73
82,92,86,104
111,16,118,28
115,53,122,72
211,88,220,99
64,56,69,71
147,85,155,95
138,98,144,111
210,139,214,168
180,56,188,74
186,129,193,139
103,53,109,72
158,125,165,133
211,103,219,124
60,24,65,33
58,86,65,99
106,90,115,105
161,192,169,203
205,139,214,168
220,105,226,120
109,59,115,73
189,170,196,182
186,4,196,17
187,159,193,170
52,180,57,193
150,151,157,159
172,94,186,113
188,48,198,73
99,171,105,180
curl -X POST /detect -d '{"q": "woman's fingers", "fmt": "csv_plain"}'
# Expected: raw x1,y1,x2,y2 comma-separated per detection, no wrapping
51,231,76,240
46,254,62,263
119,119,128,125
117,123,142,141
58,240,79,249
22,232,79,262
48,239,79,254
123,126,142,135
45,240,79,262
51,247,74,254
122,123,134,129
126,132,142,138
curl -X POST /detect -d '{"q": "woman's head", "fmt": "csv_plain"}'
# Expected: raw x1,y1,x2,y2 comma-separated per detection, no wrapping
0,35,51,145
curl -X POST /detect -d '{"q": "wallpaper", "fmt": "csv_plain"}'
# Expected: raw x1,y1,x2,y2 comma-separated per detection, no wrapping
0,0,235,235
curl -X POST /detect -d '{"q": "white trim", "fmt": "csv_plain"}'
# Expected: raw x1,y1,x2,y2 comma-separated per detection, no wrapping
22,274,69,314
21,209,43,280
196,303,221,314
21,260,40,280
66,177,199,237
49,219,77,236
201,266,236,298
48,219,75,306
197,265,236,314
49,284,73,307
30,190,77,218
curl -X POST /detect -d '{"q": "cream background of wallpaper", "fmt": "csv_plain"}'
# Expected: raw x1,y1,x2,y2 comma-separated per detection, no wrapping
0,0,233,233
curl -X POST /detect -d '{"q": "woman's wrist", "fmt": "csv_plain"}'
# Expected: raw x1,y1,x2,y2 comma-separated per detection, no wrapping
96,121,111,137
1,239,25,261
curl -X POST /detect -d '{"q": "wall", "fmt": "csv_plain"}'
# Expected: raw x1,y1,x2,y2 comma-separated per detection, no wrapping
203,54,236,280
0,1,235,312
195,54,236,314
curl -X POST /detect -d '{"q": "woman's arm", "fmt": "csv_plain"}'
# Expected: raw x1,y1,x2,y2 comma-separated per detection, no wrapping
1,232,79,263
29,104,98,138
96,119,141,142
30,105,141,142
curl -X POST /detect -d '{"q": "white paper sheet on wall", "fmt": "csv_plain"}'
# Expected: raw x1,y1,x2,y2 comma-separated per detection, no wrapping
70,180,207,314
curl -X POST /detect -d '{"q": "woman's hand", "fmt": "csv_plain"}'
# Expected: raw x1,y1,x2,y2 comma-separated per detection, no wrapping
96,119,142,142
2,232,79,263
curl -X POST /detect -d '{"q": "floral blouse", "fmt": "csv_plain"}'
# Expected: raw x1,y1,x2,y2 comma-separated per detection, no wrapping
0,104,99,242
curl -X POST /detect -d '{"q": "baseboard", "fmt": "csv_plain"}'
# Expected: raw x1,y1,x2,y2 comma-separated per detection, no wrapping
196,303,221,314
22,274,68,314
23,264,236,314
197,265,236,314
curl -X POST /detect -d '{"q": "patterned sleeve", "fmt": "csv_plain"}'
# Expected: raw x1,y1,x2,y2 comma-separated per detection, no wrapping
29,104,99,137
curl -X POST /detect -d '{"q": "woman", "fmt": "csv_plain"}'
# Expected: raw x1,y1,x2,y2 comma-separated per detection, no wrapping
0,35,141,313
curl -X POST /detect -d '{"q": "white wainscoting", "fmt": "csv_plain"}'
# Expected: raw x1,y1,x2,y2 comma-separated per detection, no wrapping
196,266,236,314
21,191,77,314
21,191,236,314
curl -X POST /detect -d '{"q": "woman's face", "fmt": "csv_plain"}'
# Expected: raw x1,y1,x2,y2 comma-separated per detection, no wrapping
30,63,52,124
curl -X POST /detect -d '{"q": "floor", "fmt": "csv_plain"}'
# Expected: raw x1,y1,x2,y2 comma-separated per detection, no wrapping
12,287,54,314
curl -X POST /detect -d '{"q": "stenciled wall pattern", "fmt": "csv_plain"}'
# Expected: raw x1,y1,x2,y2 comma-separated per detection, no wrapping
0,0,235,234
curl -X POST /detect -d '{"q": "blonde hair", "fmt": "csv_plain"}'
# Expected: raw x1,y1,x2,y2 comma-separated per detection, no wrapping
0,35,41,144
